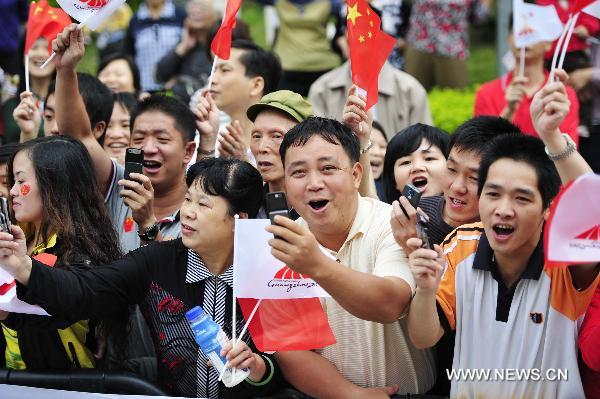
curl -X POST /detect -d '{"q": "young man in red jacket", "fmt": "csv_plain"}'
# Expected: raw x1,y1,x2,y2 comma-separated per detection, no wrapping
474,28,580,146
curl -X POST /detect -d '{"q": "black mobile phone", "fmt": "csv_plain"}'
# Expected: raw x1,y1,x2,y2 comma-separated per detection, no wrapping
265,192,290,225
416,214,433,250
0,197,11,233
399,183,422,218
124,148,144,181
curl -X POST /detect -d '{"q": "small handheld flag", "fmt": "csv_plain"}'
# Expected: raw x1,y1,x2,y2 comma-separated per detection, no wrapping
346,0,395,110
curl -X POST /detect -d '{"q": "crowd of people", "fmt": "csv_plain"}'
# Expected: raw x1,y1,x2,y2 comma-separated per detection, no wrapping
0,0,599,398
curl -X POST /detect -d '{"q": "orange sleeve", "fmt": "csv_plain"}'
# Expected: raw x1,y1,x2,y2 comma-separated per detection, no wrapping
436,258,457,331
547,266,599,321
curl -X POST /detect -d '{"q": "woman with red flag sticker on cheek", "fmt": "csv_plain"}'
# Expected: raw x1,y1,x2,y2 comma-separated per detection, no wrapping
0,136,123,372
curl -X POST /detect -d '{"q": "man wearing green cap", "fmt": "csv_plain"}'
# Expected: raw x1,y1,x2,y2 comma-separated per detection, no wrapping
247,90,313,195
247,89,378,201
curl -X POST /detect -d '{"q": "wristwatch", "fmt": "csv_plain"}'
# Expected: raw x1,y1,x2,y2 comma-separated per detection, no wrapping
360,140,373,155
544,134,576,161
138,222,160,241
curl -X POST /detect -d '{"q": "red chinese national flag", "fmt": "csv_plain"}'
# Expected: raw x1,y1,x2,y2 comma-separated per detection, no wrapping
346,0,395,110
238,298,336,352
25,0,72,54
210,0,242,60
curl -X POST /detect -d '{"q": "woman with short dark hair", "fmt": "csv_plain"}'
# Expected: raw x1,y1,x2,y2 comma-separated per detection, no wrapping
0,157,282,399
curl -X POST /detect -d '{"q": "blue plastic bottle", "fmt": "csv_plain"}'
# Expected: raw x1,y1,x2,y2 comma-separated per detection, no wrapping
186,306,249,387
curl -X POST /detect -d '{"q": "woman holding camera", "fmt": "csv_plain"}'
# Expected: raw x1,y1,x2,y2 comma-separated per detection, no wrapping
0,157,283,399
0,136,123,370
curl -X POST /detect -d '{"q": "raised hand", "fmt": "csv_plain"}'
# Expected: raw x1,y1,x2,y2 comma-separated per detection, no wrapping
52,23,85,71
342,85,371,147
531,69,570,142
118,173,157,234
192,91,220,156
219,120,248,161
13,91,41,137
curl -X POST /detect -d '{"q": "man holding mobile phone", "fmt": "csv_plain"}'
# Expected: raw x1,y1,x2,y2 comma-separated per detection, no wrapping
51,25,196,252
268,117,436,398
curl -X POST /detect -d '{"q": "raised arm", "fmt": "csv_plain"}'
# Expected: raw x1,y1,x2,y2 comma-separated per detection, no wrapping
531,69,593,185
52,24,114,193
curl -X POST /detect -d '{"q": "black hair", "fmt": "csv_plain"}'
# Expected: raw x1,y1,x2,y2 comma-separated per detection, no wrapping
78,73,114,136
186,157,264,218
206,18,252,60
8,136,122,264
0,143,21,166
130,95,196,142
371,120,388,142
280,116,360,164
44,74,114,133
45,79,56,109
94,92,138,145
231,39,282,95
98,53,141,94
450,116,522,157
478,134,560,210
114,92,138,114
381,123,450,204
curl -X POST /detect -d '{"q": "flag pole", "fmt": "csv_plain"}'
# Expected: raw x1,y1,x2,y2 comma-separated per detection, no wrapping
207,55,218,92
549,13,574,82
25,53,30,93
557,12,580,71
235,298,262,345
217,298,262,382
518,46,525,79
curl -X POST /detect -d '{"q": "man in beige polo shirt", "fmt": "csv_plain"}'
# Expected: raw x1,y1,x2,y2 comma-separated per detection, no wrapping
266,117,436,398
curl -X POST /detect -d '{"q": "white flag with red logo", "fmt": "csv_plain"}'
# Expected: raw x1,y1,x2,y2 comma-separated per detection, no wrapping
234,219,330,299
513,0,563,48
0,268,49,315
56,0,125,30
545,173,600,264
234,219,336,351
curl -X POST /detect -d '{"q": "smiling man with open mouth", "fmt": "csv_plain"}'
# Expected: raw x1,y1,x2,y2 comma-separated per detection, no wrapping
267,117,437,397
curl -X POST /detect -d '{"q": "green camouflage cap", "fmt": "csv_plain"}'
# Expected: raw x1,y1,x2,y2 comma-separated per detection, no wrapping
247,90,313,123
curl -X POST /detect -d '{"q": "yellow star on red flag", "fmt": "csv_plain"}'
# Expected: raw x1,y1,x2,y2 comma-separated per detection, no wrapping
347,3,362,26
